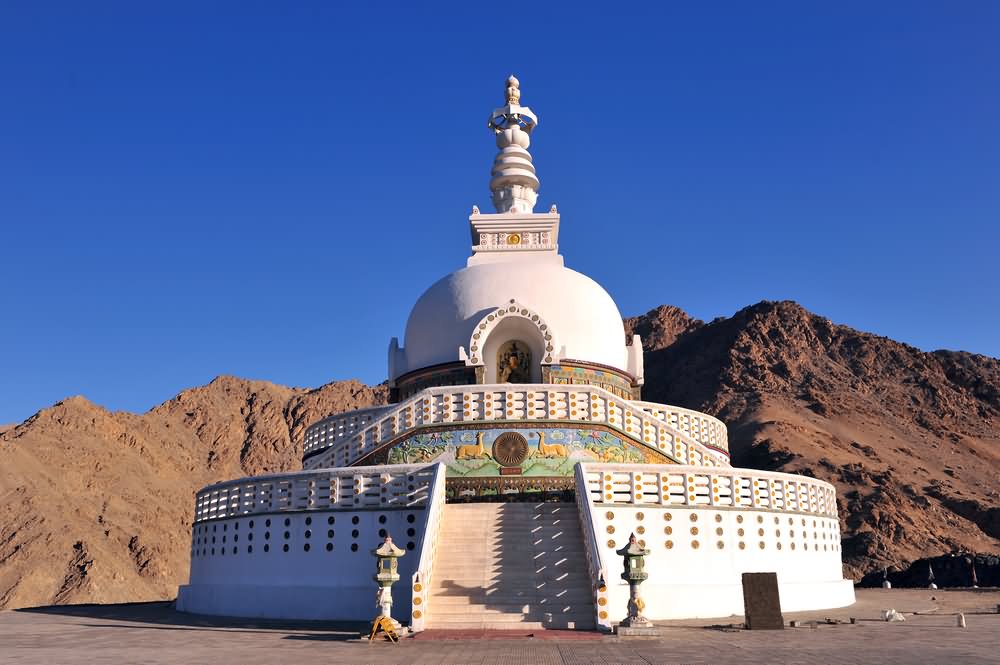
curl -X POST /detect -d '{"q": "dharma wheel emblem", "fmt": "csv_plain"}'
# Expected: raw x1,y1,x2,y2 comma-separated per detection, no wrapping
492,432,529,467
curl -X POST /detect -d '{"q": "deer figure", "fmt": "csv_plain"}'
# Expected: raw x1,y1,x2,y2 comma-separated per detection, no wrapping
456,432,489,460
535,430,568,458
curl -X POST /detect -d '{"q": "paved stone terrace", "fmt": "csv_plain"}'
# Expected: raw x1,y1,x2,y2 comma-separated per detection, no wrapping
2,589,999,665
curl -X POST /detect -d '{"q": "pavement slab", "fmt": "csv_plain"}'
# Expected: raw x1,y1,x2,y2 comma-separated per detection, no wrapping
1,589,999,665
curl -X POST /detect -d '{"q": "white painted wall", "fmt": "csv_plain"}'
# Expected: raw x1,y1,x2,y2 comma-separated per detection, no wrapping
178,508,427,620
588,504,855,620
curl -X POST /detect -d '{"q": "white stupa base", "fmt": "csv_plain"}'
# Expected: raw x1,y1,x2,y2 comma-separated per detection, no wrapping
177,583,386,621
177,583,410,628
604,579,855,621
176,578,854,623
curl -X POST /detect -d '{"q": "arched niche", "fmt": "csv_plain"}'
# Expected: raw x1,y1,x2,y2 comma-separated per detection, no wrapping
464,300,558,383
482,319,545,383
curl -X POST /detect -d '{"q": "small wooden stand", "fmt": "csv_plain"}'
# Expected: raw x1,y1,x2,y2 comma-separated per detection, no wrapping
368,615,399,643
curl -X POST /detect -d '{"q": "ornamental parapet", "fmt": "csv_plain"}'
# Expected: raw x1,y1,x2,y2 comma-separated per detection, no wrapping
300,384,731,472
302,404,395,455
578,463,838,518
631,401,728,452
192,464,440,523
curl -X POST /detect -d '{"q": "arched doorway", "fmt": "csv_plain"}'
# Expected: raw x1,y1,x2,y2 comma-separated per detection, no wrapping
476,305,548,383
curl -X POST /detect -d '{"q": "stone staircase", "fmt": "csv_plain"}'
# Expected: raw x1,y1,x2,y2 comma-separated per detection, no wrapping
427,502,596,630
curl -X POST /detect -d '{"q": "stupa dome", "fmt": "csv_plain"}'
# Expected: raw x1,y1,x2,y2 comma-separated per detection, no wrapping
395,261,628,380
387,76,641,387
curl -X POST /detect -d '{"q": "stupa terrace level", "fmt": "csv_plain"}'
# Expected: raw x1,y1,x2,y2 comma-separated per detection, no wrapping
300,384,731,471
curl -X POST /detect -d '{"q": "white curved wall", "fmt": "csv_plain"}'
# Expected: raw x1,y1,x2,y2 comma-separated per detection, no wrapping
178,509,425,620
575,464,854,625
590,504,853,619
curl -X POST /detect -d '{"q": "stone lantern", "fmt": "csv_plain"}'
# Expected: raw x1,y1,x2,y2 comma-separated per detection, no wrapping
616,532,651,628
373,534,405,630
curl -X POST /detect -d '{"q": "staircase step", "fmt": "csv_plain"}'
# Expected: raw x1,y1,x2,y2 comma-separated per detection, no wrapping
430,574,591,582
430,582,594,593
434,617,594,631
429,595,594,607
429,603,593,614
429,609,595,620
433,564,589,572
426,502,596,631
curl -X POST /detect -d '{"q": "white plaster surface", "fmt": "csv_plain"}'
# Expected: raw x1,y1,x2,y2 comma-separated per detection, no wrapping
178,509,426,620
398,262,629,378
589,504,855,620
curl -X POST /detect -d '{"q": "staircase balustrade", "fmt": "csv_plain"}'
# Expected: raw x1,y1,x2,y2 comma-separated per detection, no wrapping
409,462,447,633
574,465,612,632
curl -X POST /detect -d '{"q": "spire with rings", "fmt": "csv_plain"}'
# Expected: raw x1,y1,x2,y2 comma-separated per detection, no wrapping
487,75,540,214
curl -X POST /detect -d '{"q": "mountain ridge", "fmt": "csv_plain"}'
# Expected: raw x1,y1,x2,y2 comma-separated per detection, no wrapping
627,300,1000,576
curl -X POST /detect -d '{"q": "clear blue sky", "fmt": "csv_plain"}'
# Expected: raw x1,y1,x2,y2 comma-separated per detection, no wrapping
1,2,998,424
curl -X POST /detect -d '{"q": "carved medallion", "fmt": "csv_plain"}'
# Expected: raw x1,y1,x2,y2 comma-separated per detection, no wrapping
492,432,529,467
507,233,521,245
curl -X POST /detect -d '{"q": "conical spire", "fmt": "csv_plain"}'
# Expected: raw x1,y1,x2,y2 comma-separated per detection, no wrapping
487,75,539,214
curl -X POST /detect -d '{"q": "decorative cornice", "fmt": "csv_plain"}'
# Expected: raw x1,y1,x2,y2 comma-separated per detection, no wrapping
554,358,640,386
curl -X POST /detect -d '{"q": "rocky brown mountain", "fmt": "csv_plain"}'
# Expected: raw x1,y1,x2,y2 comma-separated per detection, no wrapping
623,304,703,351
1,301,997,609
0,377,387,610
626,300,1000,579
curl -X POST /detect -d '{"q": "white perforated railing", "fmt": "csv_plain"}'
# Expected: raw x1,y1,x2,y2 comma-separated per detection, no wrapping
302,384,731,471
632,401,728,453
192,464,439,523
302,405,394,455
409,462,447,633
574,465,612,632
577,463,838,517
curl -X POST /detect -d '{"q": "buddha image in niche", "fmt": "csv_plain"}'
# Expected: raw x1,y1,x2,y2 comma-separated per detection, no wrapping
497,340,531,383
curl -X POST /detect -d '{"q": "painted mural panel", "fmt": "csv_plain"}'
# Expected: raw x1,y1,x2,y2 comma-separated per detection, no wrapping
386,426,668,478
544,364,637,400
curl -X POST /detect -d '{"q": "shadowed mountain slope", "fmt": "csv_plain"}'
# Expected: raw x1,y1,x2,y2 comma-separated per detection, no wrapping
626,301,1000,578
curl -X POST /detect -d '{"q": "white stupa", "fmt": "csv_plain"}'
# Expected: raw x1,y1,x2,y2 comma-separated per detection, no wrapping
177,76,855,630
